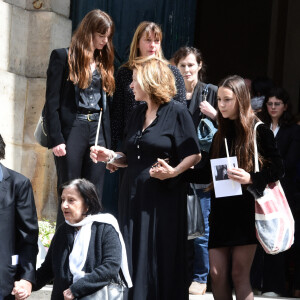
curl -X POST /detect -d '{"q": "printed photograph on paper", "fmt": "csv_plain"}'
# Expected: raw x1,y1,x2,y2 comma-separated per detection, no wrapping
210,157,242,198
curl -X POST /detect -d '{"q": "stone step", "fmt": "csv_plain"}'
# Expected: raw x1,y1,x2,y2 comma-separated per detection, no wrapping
29,286,296,300
29,285,52,299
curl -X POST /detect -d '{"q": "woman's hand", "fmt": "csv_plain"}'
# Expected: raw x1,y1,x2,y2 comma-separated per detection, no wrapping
90,146,112,163
53,143,67,156
11,280,32,300
150,154,201,181
12,287,28,300
149,158,178,180
200,100,217,120
106,163,119,173
63,288,74,300
227,167,252,185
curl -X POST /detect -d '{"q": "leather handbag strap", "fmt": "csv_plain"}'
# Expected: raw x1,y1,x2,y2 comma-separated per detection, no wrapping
253,121,264,173
202,84,210,102
200,84,210,120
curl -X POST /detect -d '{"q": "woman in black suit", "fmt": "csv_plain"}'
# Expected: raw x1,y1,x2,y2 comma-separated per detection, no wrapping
252,87,300,296
45,10,115,225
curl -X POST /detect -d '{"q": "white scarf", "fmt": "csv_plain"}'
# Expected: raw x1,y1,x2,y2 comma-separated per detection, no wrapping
66,213,132,288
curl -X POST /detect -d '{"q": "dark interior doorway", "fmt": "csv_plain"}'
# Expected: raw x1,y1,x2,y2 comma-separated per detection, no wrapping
194,0,274,85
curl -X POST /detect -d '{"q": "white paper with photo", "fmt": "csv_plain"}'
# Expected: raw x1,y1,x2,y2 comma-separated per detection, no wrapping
210,156,242,198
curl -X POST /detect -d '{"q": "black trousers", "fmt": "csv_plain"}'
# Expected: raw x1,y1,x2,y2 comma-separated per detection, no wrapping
54,118,107,226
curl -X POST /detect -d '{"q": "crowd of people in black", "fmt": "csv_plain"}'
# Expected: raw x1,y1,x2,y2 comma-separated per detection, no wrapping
2,8,300,300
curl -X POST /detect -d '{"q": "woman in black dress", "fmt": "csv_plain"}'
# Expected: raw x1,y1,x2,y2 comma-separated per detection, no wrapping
45,10,115,226
110,21,186,150
90,56,201,300
195,75,284,300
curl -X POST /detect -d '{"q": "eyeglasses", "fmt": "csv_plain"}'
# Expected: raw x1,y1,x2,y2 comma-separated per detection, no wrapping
266,102,283,107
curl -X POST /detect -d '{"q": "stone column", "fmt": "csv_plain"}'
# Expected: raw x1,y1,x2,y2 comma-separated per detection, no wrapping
0,0,72,221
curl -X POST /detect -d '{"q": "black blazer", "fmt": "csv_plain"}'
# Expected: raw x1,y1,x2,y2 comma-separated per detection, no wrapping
275,124,300,210
0,164,38,298
188,81,218,127
34,222,122,300
45,48,111,149
188,81,218,170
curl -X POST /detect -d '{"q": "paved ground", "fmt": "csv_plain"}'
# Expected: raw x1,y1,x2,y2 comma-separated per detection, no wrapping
29,286,298,299
189,292,297,300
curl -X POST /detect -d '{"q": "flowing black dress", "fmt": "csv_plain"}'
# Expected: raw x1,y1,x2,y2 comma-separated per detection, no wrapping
118,101,200,300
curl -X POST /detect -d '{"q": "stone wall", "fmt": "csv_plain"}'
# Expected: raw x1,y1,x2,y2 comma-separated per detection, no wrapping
0,0,72,221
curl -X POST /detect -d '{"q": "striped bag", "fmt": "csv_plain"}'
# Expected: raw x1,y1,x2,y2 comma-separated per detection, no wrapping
252,122,294,254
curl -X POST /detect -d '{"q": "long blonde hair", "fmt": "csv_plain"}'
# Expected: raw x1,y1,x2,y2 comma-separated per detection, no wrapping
68,9,115,95
124,21,164,68
131,56,176,105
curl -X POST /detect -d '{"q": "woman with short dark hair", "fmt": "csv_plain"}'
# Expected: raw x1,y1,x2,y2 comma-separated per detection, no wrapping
173,46,217,296
31,178,132,300
58,178,103,215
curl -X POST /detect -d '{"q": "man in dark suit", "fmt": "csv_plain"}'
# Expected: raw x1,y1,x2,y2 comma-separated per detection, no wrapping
0,134,38,299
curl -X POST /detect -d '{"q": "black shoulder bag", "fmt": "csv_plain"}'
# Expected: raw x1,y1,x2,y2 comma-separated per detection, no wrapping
34,48,69,148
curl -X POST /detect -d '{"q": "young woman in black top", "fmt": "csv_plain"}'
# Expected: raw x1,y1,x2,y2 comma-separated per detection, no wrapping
188,75,284,300
45,10,115,225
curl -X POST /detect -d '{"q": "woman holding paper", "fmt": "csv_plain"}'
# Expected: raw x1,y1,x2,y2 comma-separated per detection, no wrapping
44,10,115,225
91,56,201,300
204,75,283,300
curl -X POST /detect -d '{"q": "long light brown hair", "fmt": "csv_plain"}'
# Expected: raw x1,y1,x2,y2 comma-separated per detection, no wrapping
68,9,115,95
124,21,163,68
211,75,261,173
131,56,176,105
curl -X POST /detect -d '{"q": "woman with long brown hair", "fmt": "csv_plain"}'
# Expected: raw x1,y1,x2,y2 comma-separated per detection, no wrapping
192,75,284,300
44,9,115,225
110,21,186,150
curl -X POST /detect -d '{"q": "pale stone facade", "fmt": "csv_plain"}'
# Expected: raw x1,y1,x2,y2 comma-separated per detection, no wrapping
0,0,72,221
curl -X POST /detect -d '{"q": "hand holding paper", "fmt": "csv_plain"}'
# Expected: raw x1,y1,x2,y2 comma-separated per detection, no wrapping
227,167,252,185
210,156,242,198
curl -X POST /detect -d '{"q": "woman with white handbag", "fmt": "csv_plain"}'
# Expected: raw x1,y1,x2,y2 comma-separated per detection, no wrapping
188,75,284,300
